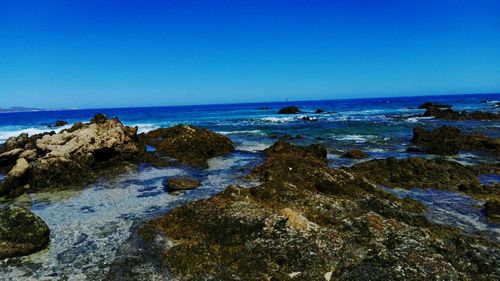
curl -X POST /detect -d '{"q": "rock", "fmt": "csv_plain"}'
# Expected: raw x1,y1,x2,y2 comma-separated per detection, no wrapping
2,132,55,152
349,157,480,191
140,125,234,168
412,126,500,156
301,116,318,122
0,148,24,165
314,109,325,114
342,149,368,159
90,113,109,124
49,120,68,127
0,114,144,196
19,149,37,161
164,177,201,192
140,141,499,280
5,158,29,188
485,199,500,221
419,102,500,120
0,206,50,259
418,102,452,110
278,106,301,114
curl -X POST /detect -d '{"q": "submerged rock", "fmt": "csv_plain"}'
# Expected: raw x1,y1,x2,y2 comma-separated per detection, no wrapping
164,177,201,192
278,106,301,114
141,125,234,168
342,149,368,159
0,206,50,259
314,109,325,114
48,120,68,127
301,116,318,122
412,126,499,156
349,157,480,191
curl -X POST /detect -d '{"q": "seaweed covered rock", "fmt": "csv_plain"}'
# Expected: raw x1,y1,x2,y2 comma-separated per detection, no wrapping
349,157,480,191
0,113,144,196
140,141,500,280
278,106,301,114
163,177,201,192
342,149,368,159
485,199,500,222
412,126,500,156
419,102,500,120
0,206,50,259
140,125,234,168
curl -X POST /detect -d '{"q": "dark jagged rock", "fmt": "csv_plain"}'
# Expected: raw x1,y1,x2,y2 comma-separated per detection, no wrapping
349,157,480,191
314,109,325,114
419,102,500,120
164,177,201,192
418,102,452,110
485,199,500,222
278,106,301,114
140,125,234,168
412,126,500,156
140,142,500,280
343,149,368,159
0,206,50,259
301,116,318,122
48,120,68,127
90,113,109,124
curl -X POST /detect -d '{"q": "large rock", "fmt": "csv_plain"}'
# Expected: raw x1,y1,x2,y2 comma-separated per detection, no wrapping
412,126,500,156
0,206,50,259
278,106,301,114
0,113,144,195
485,199,500,222
140,141,499,280
342,149,368,159
141,125,234,168
419,102,500,120
349,157,480,191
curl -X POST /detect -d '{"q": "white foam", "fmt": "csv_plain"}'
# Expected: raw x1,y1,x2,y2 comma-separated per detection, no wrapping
0,125,72,143
405,116,434,123
236,142,271,152
259,116,296,123
130,123,161,134
216,129,263,135
333,134,375,143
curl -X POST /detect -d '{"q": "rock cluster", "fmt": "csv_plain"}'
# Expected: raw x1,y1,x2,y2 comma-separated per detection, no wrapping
0,206,50,259
342,149,368,159
412,126,499,156
278,106,301,114
420,102,500,120
140,141,500,280
140,125,234,168
0,114,143,197
163,177,201,192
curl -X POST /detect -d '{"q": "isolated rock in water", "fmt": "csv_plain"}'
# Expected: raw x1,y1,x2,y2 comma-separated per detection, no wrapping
485,199,500,221
412,126,500,156
301,116,318,122
349,157,480,191
419,102,500,120
141,141,499,280
278,106,301,114
418,102,452,110
342,149,368,159
141,125,234,168
0,206,50,259
314,109,325,114
164,177,201,192
48,120,68,127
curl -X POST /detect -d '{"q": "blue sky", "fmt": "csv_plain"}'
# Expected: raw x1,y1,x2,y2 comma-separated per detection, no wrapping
1,0,499,109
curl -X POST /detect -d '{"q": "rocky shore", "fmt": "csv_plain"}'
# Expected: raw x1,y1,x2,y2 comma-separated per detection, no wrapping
140,141,500,280
0,101,499,279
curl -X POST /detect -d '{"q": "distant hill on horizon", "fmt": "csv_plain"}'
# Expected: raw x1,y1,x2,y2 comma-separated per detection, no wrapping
0,106,44,113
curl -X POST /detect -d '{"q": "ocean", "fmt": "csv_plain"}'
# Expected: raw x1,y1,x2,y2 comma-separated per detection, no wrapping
0,93,499,279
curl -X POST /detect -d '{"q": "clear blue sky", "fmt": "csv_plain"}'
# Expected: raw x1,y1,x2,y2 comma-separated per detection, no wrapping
1,0,499,109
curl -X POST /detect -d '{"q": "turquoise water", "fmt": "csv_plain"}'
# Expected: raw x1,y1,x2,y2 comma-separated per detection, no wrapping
0,93,499,279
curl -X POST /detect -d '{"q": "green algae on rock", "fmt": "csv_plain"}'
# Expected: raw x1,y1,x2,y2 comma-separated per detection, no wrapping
140,125,235,168
0,206,50,259
140,141,499,280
